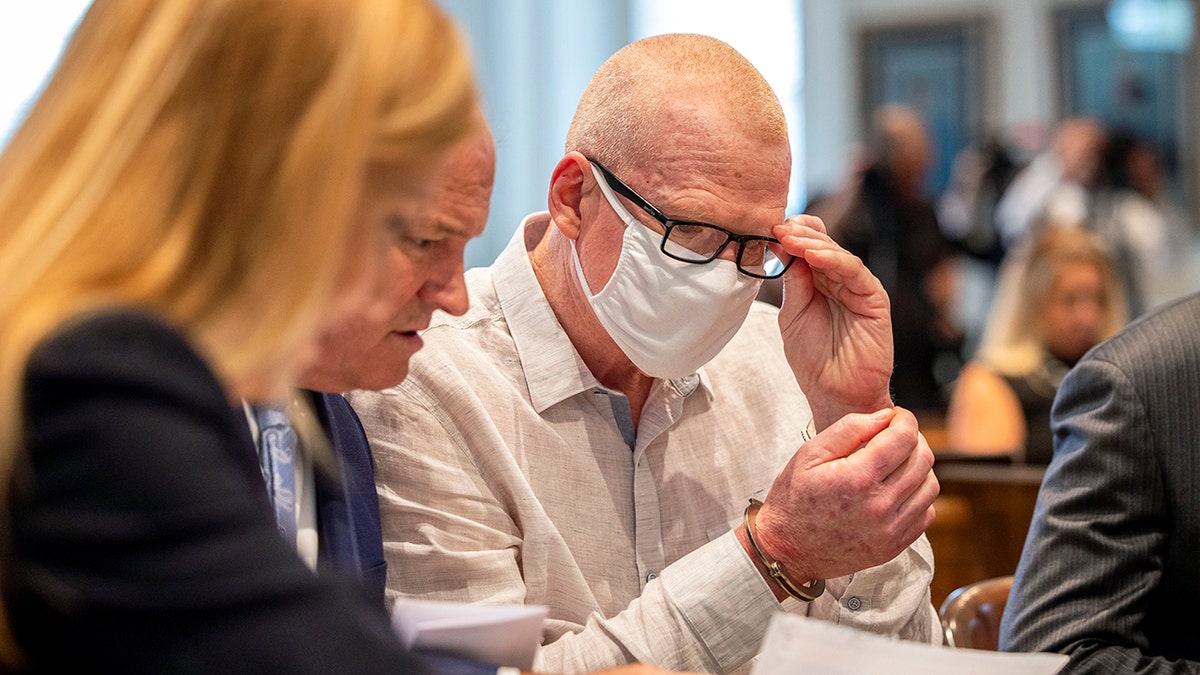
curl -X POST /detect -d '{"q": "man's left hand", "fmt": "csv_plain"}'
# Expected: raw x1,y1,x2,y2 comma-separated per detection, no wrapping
773,215,893,430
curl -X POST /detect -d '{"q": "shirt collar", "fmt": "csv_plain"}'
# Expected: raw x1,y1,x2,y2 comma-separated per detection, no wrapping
492,212,715,412
493,213,601,412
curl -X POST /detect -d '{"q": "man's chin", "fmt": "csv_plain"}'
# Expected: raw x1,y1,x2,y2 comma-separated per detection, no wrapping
353,368,411,392
301,338,416,393
344,348,412,392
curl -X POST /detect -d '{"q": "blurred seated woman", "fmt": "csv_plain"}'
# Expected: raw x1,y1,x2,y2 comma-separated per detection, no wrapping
0,0,479,670
946,227,1127,463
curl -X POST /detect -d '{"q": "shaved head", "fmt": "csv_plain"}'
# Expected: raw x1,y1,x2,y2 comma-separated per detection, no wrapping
565,34,787,172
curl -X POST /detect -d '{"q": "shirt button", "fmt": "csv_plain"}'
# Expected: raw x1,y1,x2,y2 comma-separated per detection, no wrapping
645,572,658,582
846,596,863,611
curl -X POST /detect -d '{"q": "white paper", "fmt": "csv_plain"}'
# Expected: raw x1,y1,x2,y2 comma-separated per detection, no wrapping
391,597,547,671
752,614,1068,675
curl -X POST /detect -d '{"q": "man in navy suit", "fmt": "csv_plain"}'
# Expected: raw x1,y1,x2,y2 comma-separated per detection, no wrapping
284,123,495,604
278,115,682,675
306,391,392,604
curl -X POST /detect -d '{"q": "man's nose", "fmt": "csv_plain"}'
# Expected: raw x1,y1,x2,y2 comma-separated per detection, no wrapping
714,241,740,264
422,265,469,316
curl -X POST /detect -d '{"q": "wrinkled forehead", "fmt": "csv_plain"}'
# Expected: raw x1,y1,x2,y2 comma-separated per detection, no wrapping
625,103,788,187
363,159,435,200
621,145,789,236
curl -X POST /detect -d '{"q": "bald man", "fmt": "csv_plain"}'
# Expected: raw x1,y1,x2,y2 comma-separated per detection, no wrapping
350,35,941,674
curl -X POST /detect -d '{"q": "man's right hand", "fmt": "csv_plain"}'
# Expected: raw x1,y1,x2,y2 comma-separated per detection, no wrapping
774,216,895,431
747,407,938,586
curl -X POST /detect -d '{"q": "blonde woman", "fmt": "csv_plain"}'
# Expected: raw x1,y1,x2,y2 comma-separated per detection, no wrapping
0,0,478,670
947,227,1127,463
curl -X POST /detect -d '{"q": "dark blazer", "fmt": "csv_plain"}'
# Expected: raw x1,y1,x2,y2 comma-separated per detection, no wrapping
12,312,429,673
309,391,389,606
307,390,498,675
1000,293,1200,671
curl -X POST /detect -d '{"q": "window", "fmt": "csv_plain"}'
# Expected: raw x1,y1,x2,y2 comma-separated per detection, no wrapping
0,1,92,148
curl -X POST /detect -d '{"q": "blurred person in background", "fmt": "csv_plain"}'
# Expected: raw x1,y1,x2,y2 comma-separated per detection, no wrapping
946,227,1126,464
994,117,1107,249
827,104,963,414
1094,131,1200,316
937,136,1019,268
1000,288,1200,670
937,136,1020,357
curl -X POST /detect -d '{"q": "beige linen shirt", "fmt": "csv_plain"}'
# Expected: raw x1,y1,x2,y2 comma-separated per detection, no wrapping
348,214,940,674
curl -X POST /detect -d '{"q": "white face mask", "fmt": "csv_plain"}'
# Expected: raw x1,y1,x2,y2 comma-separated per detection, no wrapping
571,163,762,379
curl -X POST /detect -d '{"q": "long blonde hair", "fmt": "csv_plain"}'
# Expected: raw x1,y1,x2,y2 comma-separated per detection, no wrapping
0,0,476,655
977,226,1127,376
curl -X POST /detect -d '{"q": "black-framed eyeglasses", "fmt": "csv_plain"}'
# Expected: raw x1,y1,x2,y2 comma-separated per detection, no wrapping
587,157,794,280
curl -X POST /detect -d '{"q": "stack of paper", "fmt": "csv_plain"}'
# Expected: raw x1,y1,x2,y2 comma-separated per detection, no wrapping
752,614,1068,675
391,598,548,671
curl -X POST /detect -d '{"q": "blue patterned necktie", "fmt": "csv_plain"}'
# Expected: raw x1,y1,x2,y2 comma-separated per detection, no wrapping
254,405,298,547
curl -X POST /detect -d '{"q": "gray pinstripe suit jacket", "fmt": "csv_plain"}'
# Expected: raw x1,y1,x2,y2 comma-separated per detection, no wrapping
1000,292,1200,672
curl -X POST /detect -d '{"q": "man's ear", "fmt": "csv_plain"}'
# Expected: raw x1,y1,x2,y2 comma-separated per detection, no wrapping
547,152,590,240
